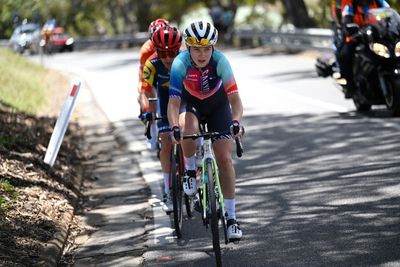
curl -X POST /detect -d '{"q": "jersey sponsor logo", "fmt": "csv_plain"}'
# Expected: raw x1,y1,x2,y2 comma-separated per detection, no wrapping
186,73,199,82
201,73,210,93
143,65,153,80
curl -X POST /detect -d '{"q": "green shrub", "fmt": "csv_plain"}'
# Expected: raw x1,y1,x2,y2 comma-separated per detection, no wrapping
0,180,17,215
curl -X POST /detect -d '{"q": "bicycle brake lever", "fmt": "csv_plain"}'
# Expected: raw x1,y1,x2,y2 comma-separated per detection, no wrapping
145,121,152,139
235,137,243,158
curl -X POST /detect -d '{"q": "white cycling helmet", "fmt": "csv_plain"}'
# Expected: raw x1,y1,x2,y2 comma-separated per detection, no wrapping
184,21,218,47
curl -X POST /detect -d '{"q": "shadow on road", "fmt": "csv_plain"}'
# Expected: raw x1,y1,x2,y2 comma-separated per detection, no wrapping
233,111,400,266
66,110,400,266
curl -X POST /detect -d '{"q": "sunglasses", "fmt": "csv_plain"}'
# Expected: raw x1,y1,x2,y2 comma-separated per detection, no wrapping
186,36,211,47
157,49,179,58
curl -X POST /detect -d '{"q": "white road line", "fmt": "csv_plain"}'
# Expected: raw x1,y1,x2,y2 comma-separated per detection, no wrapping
276,88,350,113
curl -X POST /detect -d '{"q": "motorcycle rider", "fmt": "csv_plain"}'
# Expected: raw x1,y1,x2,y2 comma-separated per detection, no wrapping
337,0,390,98
40,17,56,52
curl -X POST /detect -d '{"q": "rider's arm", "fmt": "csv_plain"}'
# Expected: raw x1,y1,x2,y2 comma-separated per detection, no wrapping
228,92,243,123
140,58,157,112
167,97,181,127
137,41,155,95
214,51,242,121
168,55,186,128
215,51,238,95
139,90,153,112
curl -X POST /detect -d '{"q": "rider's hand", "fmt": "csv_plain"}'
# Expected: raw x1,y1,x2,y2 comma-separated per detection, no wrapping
170,126,182,144
140,112,153,124
343,23,360,40
230,120,245,138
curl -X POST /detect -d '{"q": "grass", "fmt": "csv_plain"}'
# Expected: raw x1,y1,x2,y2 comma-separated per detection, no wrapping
0,48,50,114
0,135,16,149
0,180,17,217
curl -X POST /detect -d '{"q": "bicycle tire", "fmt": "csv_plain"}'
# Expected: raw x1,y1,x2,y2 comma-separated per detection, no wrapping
171,144,183,238
221,209,228,245
185,194,193,218
206,160,222,267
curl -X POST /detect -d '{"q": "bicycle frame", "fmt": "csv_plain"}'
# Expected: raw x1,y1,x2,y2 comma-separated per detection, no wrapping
182,127,243,266
200,137,225,222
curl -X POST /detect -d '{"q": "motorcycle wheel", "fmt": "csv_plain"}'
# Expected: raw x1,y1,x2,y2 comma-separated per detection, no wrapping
385,78,400,117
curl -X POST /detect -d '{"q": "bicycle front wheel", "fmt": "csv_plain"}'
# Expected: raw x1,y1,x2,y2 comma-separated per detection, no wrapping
206,160,222,267
185,194,193,218
171,144,183,238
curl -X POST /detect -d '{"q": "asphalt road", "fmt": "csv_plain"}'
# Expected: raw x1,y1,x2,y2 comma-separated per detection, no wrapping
33,48,400,267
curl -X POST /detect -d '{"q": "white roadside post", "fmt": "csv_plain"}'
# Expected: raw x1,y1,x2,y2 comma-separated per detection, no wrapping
44,81,81,167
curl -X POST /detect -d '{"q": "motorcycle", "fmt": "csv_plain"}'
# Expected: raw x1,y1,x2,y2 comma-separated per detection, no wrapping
316,7,400,117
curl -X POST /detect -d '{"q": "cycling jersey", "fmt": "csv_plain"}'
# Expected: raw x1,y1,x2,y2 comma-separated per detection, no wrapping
169,49,239,134
170,50,238,100
142,51,177,132
138,40,156,93
342,0,390,26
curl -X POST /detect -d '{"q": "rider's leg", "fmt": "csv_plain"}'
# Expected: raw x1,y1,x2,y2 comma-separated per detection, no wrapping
180,111,198,158
213,140,235,211
213,139,242,240
339,43,356,80
338,41,357,98
159,132,172,192
180,112,199,195
159,131,173,212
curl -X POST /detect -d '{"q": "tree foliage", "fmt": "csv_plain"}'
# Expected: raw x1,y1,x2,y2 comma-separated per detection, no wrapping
0,0,399,39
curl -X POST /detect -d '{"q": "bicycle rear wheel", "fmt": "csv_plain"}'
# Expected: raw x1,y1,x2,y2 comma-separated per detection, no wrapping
171,144,183,238
185,194,193,218
206,160,222,267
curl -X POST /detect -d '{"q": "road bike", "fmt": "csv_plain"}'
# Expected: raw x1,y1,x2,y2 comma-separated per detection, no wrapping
182,121,243,267
169,142,193,238
143,113,193,238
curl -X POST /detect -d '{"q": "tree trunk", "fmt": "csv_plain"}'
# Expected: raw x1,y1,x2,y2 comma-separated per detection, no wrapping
119,1,134,34
282,0,315,28
107,1,119,34
134,1,151,32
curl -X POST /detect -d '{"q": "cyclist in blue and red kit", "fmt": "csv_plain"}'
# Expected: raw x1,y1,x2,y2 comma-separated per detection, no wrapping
139,25,182,213
167,21,243,241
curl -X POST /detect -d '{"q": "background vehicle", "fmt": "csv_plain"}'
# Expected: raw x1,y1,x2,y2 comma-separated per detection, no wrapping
316,8,400,116
46,27,74,53
8,23,41,54
50,27,74,52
